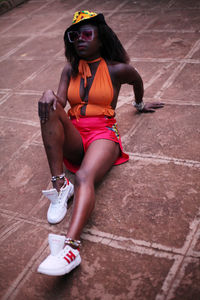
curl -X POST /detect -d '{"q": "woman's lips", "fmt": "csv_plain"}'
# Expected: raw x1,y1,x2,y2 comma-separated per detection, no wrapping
77,43,87,50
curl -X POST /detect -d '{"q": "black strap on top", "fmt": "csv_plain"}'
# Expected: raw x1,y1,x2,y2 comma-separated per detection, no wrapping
79,60,101,116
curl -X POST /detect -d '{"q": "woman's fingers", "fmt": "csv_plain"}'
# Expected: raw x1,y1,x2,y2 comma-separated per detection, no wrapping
142,107,155,113
137,102,165,113
150,102,165,108
38,91,57,124
45,102,49,121
53,98,57,111
143,102,165,111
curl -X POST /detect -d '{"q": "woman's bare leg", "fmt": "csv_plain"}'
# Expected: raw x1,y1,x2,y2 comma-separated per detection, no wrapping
40,102,84,191
66,139,120,240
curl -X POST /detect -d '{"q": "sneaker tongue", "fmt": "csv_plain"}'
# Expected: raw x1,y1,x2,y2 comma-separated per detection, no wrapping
42,189,58,203
48,234,65,256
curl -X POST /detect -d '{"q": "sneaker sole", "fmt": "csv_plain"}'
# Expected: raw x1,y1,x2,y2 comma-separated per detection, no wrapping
37,255,81,276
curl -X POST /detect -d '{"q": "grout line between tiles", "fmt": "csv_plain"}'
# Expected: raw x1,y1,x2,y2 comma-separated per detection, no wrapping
127,152,200,168
1,238,48,300
156,209,200,300
154,39,200,100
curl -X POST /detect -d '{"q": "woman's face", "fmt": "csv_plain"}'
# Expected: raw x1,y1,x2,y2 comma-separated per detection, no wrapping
72,24,101,59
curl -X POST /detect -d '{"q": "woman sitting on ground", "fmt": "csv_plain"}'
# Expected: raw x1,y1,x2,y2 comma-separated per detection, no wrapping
37,10,164,276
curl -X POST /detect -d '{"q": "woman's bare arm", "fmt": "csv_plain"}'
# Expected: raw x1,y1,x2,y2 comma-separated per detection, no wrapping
114,63,164,112
38,63,71,123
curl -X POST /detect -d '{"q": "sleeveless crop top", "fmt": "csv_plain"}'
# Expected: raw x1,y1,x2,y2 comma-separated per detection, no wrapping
67,57,115,118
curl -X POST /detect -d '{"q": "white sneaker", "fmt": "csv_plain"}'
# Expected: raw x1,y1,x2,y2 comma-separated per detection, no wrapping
48,233,66,255
37,234,81,276
42,178,74,224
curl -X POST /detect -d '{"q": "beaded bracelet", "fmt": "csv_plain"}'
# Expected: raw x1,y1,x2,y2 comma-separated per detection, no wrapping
51,173,65,182
65,237,81,248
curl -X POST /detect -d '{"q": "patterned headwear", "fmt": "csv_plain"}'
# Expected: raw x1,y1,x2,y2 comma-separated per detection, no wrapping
72,10,97,25
65,10,106,32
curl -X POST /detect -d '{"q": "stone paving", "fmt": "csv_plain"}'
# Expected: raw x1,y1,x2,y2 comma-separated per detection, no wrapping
0,0,200,299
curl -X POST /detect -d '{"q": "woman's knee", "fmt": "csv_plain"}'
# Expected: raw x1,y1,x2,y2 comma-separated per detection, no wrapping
75,169,93,186
48,102,64,118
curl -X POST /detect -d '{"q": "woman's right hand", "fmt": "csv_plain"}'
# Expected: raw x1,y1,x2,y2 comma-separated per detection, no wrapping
38,90,57,124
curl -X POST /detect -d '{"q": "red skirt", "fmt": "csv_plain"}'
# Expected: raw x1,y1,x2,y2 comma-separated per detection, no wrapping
63,116,129,173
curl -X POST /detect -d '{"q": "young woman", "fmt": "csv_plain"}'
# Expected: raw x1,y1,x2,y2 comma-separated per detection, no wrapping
37,10,164,276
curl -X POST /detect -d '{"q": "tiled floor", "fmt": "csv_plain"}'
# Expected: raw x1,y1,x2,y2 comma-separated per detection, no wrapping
0,0,199,299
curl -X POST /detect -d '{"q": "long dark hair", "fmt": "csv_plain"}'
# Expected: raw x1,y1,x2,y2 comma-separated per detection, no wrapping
64,22,130,77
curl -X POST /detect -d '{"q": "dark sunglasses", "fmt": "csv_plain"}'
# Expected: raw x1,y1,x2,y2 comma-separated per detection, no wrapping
67,29,94,43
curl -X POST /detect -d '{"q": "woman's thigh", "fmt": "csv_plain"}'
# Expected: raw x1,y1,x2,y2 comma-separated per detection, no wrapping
77,139,120,184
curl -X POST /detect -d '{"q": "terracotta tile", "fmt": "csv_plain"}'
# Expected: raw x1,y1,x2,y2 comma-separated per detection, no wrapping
86,0,124,11
43,16,71,35
4,15,55,35
0,119,38,168
193,237,200,252
0,36,25,57
0,60,45,89
0,94,40,123
0,144,50,214
0,16,22,34
108,12,153,33
19,60,65,92
0,92,9,101
119,83,133,97
0,223,48,299
128,32,199,59
162,64,200,102
10,35,63,59
15,241,173,300
169,0,200,9
88,160,200,248
116,30,138,46
172,260,200,300
192,49,200,59
122,0,163,10
0,213,16,235
123,104,200,161
38,0,85,15
149,10,200,31
1,1,44,18
144,62,179,98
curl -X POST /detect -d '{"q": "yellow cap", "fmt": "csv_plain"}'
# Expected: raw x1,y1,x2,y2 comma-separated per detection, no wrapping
72,10,97,25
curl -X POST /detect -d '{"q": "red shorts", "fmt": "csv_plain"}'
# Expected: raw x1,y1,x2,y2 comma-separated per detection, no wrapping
63,116,129,173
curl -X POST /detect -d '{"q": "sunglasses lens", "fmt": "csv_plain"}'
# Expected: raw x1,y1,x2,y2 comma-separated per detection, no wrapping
81,30,93,41
68,31,79,43
68,30,94,43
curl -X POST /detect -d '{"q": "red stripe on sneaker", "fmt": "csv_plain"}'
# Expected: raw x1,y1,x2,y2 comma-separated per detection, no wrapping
66,250,76,261
64,256,70,263
65,177,69,185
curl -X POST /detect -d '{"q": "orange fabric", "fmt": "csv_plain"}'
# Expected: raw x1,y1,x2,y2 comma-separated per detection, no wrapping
67,58,114,119
78,59,92,88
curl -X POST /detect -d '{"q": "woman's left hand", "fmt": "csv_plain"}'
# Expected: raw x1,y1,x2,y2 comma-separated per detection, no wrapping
140,102,165,113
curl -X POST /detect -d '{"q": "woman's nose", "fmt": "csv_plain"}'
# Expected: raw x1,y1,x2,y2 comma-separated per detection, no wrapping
78,33,83,41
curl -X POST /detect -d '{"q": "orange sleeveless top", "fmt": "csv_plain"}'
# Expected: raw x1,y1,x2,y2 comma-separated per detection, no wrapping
67,57,114,118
